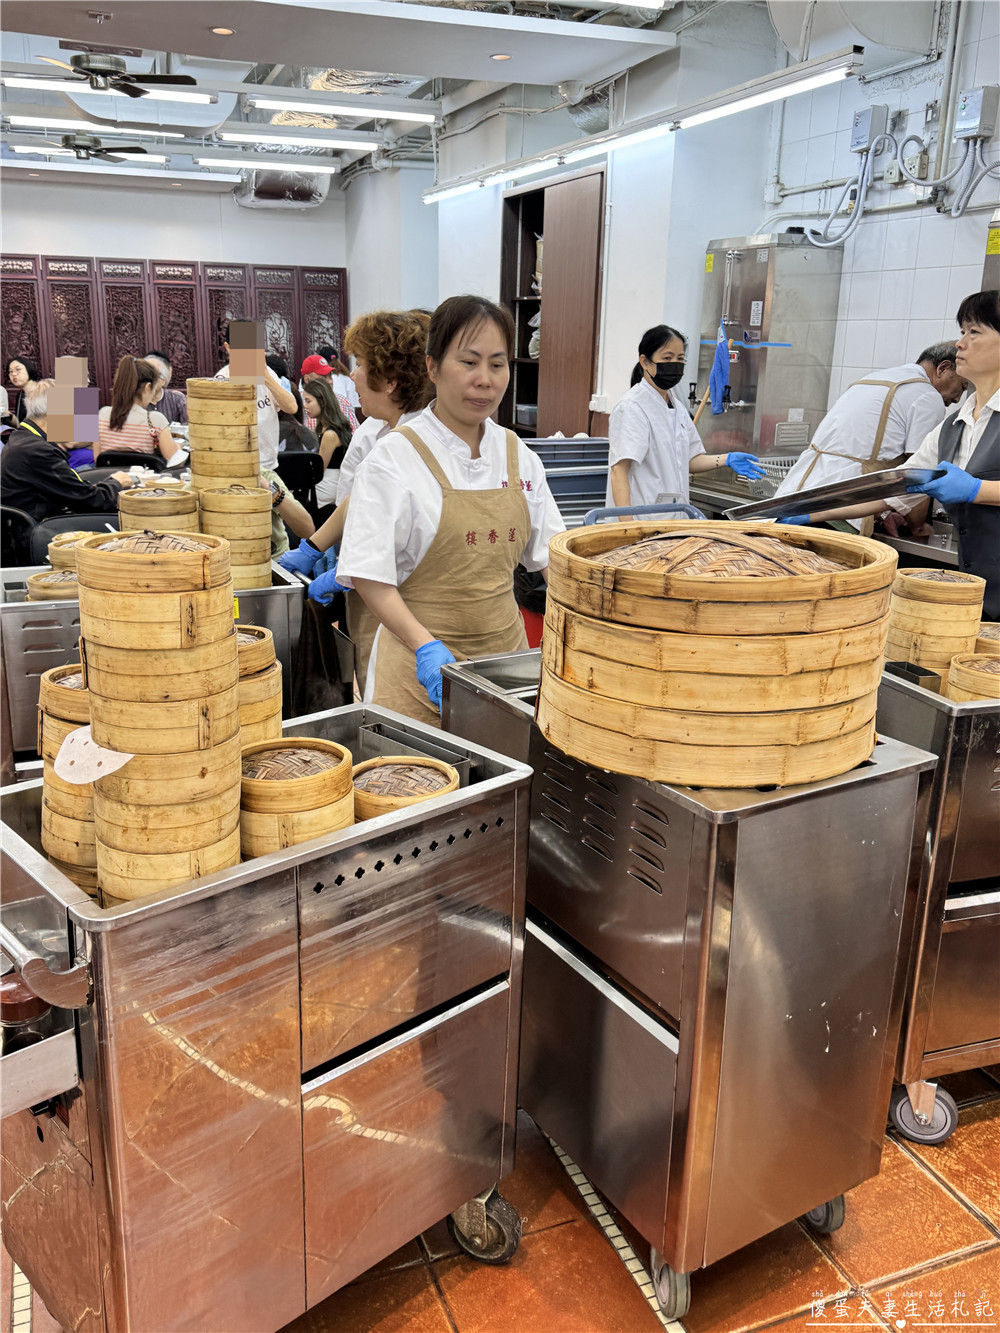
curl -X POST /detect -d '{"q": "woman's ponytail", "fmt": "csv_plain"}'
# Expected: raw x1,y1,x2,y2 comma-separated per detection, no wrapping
109,355,159,431
630,361,645,387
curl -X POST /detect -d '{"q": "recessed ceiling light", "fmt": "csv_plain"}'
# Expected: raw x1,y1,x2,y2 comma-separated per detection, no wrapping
211,26,236,35
28,171,40,176
490,53,512,61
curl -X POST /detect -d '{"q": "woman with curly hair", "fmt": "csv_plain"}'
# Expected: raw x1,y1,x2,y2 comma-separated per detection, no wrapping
279,308,433,688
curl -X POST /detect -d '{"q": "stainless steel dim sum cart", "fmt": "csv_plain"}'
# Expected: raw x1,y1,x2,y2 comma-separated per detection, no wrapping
0,705,530,1333
0,561,305,753
875,672,1000,1143
443,650,936,1320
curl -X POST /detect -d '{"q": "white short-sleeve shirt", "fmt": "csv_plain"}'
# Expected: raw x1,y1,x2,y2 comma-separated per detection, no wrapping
337,404,565,588
887,389,999,514
606,379,705,507
335,411,421,505
213,364,279,471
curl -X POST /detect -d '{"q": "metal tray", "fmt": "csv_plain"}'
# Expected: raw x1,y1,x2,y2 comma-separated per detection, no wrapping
723,467,945,520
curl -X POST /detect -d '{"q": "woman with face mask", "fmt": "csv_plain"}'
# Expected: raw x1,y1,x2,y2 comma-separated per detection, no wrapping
607,325,763,509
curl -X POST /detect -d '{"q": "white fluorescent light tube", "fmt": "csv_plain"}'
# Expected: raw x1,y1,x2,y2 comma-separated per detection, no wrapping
10,144,168,161
221,130,381,150
3,159,240,182
483,157,560,185
246,95,436,125
1,76,214,104
7,114,184,137
423,180,485,204
677,66,851,128
196,156,339,173
563,120,676,164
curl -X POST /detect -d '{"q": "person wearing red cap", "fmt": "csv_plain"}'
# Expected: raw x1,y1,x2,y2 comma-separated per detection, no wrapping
300,354,359,435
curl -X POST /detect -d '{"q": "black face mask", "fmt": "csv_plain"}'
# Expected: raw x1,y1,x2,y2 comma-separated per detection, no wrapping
649,361,685,391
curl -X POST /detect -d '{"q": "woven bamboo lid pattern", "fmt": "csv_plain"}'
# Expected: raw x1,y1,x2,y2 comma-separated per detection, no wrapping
592,532,849,577
967,655,1000,675
34,570,78,584
56,671,86,690
238,629,262,645
47,531,90,556
99,531,210,554
907,569,978,583
979,624,1000,639
242,746,342,780
353,761,454,797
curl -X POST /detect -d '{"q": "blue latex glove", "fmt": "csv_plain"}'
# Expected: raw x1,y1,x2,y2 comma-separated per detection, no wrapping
415,639,456,712
726,452,766,480
777,514,810,525
278,539,323,575
906,461,982,506
307,566,348,604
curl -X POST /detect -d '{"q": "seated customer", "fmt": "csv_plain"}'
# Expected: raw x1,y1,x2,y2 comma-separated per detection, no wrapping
143,350,188,424
1,380,131,524
98,355,183,462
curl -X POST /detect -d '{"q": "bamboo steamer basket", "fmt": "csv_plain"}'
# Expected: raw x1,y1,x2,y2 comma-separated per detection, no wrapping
54,859,100,897
118,486,199,533
236,625,276,676
199,485,272,541
93,786,241,854
352,755,460,822
188,448,261,479
886,569,984,678
41,806,97,869
26,569,78,602
38,665,90,725
78,580,236,650
892,568,986,605
95,733,242,805
187,378,256,402
238,661,282,745
944,653,1000,702
74,530,231,593
38,712,84,763
230,562,274,591
88,682,240,754
38,666,96,873
546,521,897,636
80,631,239,702
95,827,242,900
140,476,191,491
46,531,93,570
186,423,258,452
975,623,1000,654
222,536,271,564
186,377,256,424
240,739,354,857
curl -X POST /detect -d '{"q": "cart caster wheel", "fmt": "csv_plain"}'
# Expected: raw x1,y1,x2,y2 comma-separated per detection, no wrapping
800,1195,846,1235
889,1084,959,1144
650,1249,691,1321
447,1192,522,1265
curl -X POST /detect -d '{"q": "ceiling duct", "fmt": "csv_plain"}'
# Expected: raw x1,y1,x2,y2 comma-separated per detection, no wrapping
565,87,610,133
767,1,938,74
231,143,331,208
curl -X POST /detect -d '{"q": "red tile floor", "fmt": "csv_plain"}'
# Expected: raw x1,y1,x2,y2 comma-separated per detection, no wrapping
3,1069,998,1333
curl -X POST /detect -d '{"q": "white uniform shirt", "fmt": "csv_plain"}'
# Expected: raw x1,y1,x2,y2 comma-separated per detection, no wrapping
213,364,279,471
887,389,999,514
606,379,705,507
335,411,421,505
332,373,361,411
337,403,565,589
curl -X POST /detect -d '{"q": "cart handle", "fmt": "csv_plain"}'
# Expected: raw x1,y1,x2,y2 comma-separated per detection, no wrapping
0,924,90,1009
583,503,706,524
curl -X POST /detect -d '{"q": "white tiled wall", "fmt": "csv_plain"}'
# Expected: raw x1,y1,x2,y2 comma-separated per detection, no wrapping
777,0,999,404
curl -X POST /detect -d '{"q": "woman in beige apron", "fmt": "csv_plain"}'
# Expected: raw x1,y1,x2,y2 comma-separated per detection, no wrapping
336,294,565,726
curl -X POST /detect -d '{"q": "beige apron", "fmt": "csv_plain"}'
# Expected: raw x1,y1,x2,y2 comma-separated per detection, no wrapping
371,425,531,727
346,589,378,695
790,377,926,536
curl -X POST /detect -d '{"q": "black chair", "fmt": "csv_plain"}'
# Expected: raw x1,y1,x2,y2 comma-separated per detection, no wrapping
275,451,325,517
94,450,167,472
29,513,120,566
1,506,37,569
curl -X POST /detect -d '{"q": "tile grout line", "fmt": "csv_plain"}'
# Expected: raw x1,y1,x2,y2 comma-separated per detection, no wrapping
544,1137,681,1333
888,1128,1000,1243
10,1265,31,1333
422,1250,461,1333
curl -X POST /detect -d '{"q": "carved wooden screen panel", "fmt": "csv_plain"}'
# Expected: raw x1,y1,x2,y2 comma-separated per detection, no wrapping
0,256,44,414
96,258,149,401
201,263,251,374
149,261,202,388
252,266,299,375
300,268,349,360
43,256,101,390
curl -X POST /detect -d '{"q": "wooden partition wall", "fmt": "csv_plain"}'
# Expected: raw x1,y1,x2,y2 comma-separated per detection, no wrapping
0,255,349,401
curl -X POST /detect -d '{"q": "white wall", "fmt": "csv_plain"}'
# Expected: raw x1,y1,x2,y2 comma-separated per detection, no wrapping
344,164,439,317
0,176,347,266
436,184,504,301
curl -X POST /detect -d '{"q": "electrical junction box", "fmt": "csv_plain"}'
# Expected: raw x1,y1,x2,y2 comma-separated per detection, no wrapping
904,151,929,179
954,86,999,140
883,161,902,183
850,104,889,152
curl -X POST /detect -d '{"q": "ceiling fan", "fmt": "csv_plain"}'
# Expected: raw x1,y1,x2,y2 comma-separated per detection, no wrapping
52,132,153,161
37,52,197,99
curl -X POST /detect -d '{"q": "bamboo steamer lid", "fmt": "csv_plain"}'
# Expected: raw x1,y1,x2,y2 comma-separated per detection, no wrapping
352,755,460,821
47,530,93,570
590,530,850,576
240,739,353,812
75,530,231,593
140,476,191,491
38,666,90,724
80,631,239,702
546,521,896,635
118,487,199,533
95,733,242,805
945,653,1000,702
975,623,1000,654
26,569,78,602
186,378,256,426
200,483,271,512
95,827,242,900
892,567,986,606
187,377,256,402
78,579,236,650
236,625,276,676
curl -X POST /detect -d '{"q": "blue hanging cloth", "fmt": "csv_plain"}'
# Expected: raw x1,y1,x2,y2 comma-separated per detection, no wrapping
709,320,729,415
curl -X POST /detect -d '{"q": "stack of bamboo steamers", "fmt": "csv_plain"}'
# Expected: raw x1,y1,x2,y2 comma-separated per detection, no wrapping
75,530,243,900
539,520,898,787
